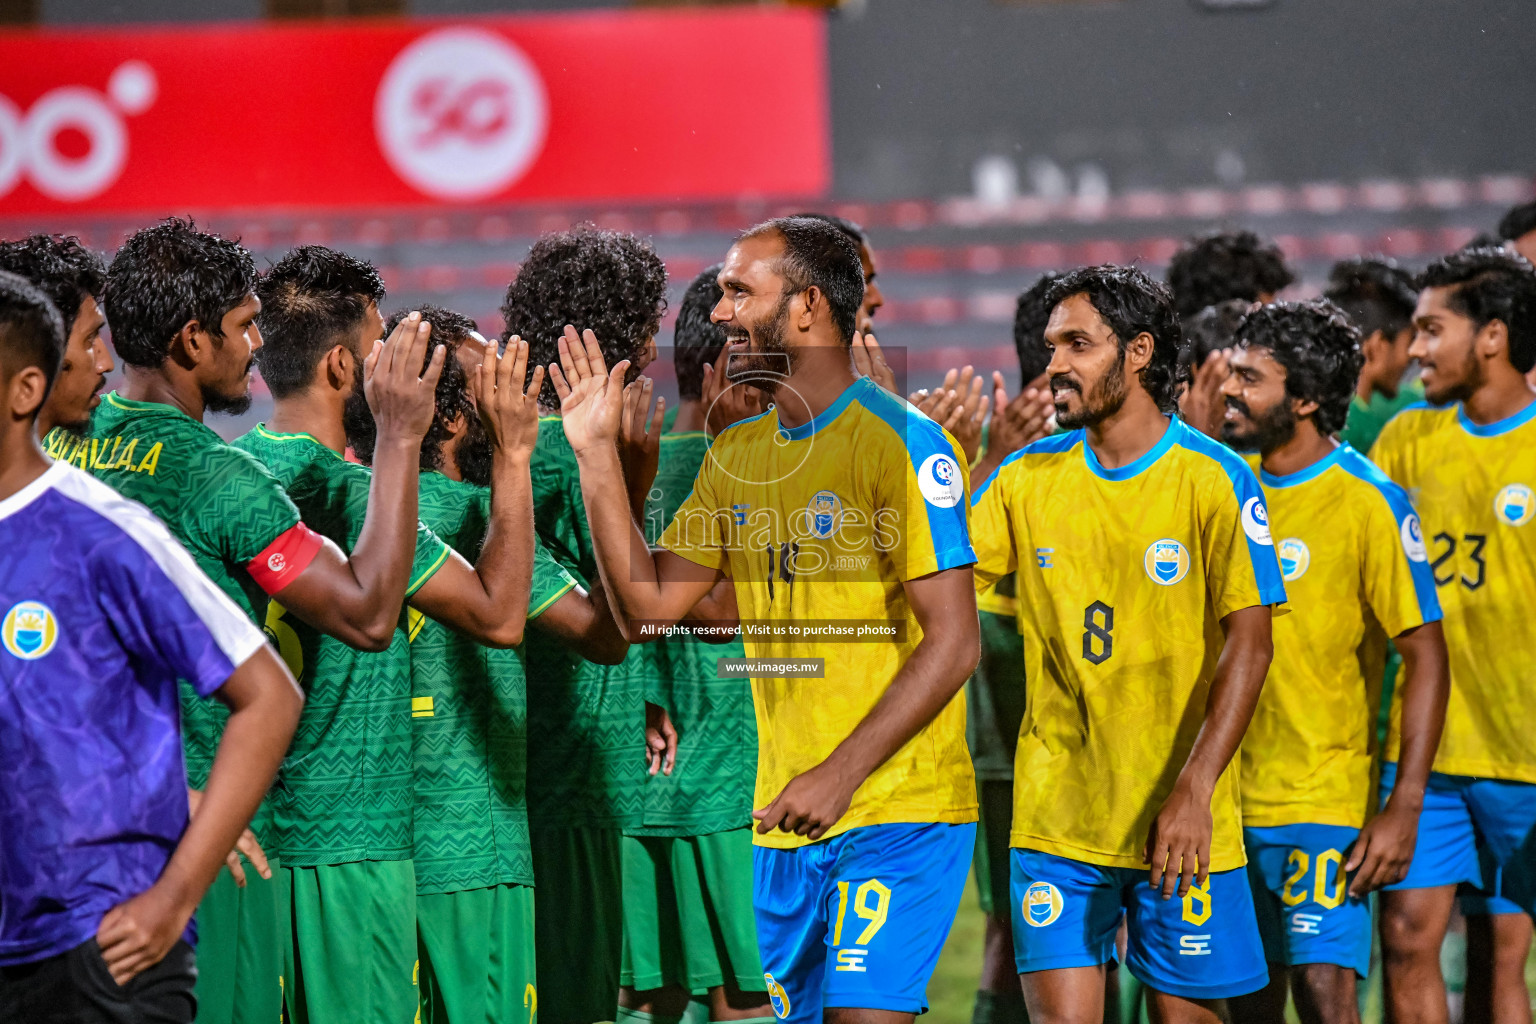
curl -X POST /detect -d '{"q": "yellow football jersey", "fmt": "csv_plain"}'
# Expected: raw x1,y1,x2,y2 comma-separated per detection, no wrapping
969,416,1286,871
1372,400,1536,783
1242,444,1442,829
660,376,979,849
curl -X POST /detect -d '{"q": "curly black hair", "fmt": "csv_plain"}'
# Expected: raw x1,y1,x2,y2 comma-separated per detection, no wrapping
501,226,667,408
0,269,66,393
1013,272,1061,382
1234,300,1363,436
739,217,864,345
1166,229,1295,319
1178,298,1249,376
674,264,726,402
1498,201,1536,244
104,218,257,369
1323,257,1417,342
348,304,480,473
255,245,386,400
1043,265,1186,414
1418,247,1536,375
0,234,106,335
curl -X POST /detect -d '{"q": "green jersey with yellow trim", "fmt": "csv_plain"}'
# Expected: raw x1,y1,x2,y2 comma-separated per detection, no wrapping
525,417,648,829
410,472,577,893
233,425,449,864
44,394,303,842
628,431,755,837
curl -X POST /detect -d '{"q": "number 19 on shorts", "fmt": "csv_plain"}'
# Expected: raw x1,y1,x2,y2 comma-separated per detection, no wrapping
832,879,891,973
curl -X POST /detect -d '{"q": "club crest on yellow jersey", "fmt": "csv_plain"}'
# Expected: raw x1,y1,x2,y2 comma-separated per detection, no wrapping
2,600,59,660
764,973,791,1018
807,490,843,539
1023,880,1064,927
1144,538,1191,585
1278,538,1310,581
1495,483,1534,526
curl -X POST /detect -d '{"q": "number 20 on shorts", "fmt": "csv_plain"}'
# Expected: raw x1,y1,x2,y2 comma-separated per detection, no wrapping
832,879,891,973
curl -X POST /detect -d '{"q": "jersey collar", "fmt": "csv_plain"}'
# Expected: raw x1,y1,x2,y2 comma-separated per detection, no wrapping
1082,415,1176,481
776,377,864,441
0,460,66,522
253,423,335,455
1456,397,1536,437
1260,444,1344,488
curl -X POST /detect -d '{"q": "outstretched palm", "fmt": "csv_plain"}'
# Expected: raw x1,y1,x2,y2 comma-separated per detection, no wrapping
549,324,627,454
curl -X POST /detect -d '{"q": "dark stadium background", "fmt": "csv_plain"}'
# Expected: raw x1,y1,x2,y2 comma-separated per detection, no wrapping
2,0,1531,1016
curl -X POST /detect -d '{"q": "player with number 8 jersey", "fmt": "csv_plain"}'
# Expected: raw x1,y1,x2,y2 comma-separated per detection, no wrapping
967,267,1283,1017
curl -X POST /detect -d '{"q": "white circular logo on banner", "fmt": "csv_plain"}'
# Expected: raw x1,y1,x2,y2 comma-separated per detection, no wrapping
375,28,548,201
0,62,155,202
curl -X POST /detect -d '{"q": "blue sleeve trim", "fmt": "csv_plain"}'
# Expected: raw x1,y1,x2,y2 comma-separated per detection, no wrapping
1335,448,1443,624
1172,425,1287,606
854,386,976,566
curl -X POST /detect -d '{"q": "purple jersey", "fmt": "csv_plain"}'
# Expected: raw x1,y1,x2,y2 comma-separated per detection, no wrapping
0,462,265,966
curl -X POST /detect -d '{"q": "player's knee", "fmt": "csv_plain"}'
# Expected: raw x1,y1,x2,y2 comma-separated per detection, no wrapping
1379,900,1441,960
1292,964,1359,1024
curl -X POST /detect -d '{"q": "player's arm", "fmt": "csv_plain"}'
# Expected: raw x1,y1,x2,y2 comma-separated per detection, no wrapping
408,340,544,648
754,565,980,840
99,647,302,985
1145,603,1273,899
552,326,722,635
1346,620,1449,895
92,531,302,985
530,576,630,665
264,314,446,651
680,578,741,645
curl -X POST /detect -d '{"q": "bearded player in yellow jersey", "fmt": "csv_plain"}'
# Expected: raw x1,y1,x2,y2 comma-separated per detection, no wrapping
1369,248,1536,1024
968,265,1284,1024
1216,301,1449,1024
552,217,981,1023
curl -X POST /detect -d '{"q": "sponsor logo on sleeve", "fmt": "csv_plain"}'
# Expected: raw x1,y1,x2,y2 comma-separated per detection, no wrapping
1400,514,1429,561
918,453,965,508
1241,496,1273,545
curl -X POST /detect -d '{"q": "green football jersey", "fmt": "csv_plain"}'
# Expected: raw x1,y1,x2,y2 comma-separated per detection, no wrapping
524,417,647,829
43,394,302,840
233,424,449,865
410,472,577,894
1340,378,1424,455
966,572,1027,782
628,431,755,837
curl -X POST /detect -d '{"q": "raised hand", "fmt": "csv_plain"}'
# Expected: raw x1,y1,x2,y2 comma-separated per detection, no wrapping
701,341,763,437
911,365,989,463
1180,348,1231,439
549,324,628,454
851,331,898,394
619,376,664,517
990,371,1056,454
365,310,447,443
473,335,544,460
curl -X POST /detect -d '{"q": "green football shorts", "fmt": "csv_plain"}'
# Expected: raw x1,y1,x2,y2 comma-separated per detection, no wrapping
619,828,765,994
531,827,623,1024
191,857,288,1024
282,860,418,1024
973,780,1014,918
417,883,537,1024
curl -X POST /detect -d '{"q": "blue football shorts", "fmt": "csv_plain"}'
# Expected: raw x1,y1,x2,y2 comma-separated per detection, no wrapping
752,822,974,1021
1244,823,1371,976
1010,848,1268,1001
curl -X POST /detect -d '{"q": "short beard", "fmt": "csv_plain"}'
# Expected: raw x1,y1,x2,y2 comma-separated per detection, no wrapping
1054,355,1127,430
204,384,252,417
341,357,376,461
729,293,794,395
1423,345,1483,407
453,414,495,487
1221,397,1297,453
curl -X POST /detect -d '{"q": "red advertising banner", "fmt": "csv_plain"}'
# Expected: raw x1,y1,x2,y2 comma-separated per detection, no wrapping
0,7,828,214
